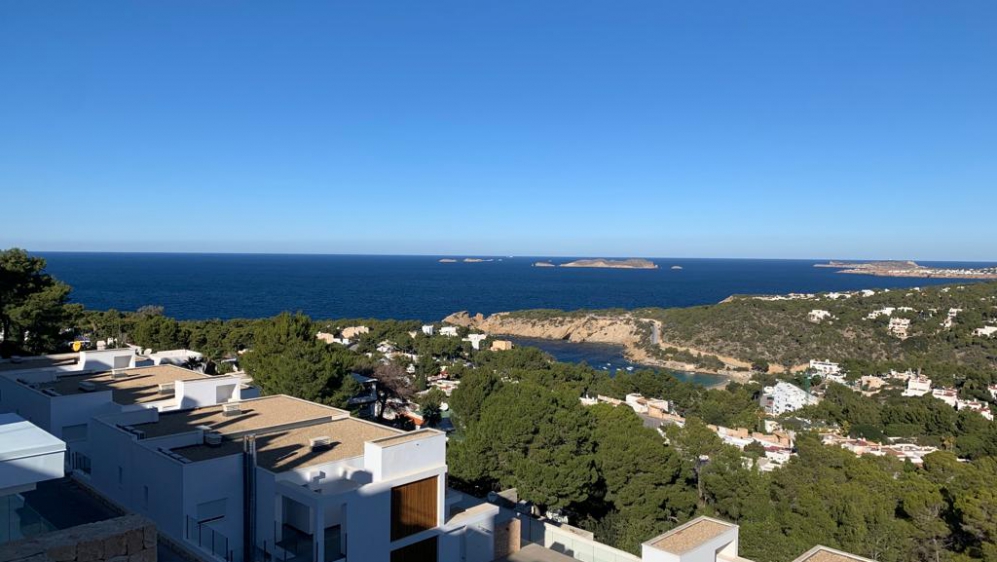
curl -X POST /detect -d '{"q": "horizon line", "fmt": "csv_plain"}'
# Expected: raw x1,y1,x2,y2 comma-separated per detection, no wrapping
18,248,997,264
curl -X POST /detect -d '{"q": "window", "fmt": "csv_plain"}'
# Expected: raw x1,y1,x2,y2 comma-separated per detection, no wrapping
391,536,437,562
390,476,438,541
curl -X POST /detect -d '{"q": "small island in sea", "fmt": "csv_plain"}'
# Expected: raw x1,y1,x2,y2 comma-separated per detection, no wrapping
560,258,658,270
533,261,556,267
438,258,457,263
816,260,997,280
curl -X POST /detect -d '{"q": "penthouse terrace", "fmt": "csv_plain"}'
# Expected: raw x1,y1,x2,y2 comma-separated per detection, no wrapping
33,365,209,404
131,394,339,439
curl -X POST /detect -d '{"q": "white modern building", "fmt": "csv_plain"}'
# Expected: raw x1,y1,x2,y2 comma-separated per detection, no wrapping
421,325,435,336
463,334,488,351
866,307,895,320
88,395,501,562
0,413,66,544
0,350,255,476
642,517,874,562
974,326,997,338
760,382,817,415
808,360,841,376
807,310,832,324
956,399,994,421
932,388,959,408
902,376,932,397
888,317,911,338
439,327,459,338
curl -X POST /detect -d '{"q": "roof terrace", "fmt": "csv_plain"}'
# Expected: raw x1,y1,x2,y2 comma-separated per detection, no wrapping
136,395,345,439
173,417,405,472
35,365,208,404
646,517,736,555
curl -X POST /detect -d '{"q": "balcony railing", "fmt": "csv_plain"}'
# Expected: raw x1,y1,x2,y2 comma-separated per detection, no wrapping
186,516,234,562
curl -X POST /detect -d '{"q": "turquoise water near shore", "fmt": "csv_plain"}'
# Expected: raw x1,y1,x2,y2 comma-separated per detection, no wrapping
507,336,728,387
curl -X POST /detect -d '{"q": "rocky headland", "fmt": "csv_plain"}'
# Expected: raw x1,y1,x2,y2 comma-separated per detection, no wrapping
443,310,751,381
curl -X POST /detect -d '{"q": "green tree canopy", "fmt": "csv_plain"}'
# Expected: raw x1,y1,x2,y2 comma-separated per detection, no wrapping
0,248,71,356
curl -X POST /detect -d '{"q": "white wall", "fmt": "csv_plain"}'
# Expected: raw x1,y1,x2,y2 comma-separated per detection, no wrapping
50,393,120,439
87,416,187,541
0,449,65,493
642,521,737,562
344,464,447,562
364,432,446,482
183,454,245,561
80,350,136,371
175,376,243,410
0,377,52,430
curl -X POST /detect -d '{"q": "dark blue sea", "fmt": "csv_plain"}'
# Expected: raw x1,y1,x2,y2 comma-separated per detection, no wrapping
39,253,993,322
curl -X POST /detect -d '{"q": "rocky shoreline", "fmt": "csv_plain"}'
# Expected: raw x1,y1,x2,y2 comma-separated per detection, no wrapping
443,310,752,384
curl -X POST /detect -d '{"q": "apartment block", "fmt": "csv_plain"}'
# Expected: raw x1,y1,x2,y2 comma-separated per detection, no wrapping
88,395,499,562
0,352,254,477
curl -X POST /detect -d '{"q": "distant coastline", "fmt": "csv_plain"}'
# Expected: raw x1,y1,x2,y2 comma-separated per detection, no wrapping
533,258,658,270
817,260,997,280
439,258,496,263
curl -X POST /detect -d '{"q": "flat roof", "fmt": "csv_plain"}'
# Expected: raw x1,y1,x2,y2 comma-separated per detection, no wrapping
648,517,734,554
173,417,403,471
370,430,437,447
0,356,78,372
37,365,208,404
793,547,876,562
0,413,66,461
137,395,345,439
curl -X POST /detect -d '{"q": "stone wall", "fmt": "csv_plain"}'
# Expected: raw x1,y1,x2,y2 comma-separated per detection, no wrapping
0,515,155,562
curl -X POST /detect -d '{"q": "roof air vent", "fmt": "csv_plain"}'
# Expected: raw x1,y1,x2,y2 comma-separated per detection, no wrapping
309,436,332,451
204,432,223,447
158,382,175,395
223,403,242,417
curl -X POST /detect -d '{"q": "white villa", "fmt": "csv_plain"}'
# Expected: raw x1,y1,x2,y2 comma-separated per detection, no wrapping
808,310,832,324
760,382,817,415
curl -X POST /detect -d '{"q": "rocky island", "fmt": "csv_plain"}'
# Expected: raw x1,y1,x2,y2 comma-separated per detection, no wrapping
532,261,556,267
816,260,997,280
559,258,658,269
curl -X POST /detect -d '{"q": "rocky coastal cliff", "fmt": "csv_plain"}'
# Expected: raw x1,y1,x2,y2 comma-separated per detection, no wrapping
445,311,643,344
443,310,752,380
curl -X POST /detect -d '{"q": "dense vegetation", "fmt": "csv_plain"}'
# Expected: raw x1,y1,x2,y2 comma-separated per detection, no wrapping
446,350,997,562
641,283,997,370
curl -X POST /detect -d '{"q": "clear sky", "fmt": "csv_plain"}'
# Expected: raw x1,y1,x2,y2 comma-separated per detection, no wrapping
1,1,995,260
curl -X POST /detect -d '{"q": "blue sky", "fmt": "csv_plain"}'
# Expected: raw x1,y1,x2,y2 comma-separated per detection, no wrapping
1,1,995,260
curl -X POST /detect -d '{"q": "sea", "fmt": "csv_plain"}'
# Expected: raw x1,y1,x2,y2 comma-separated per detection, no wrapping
39,253,993,385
